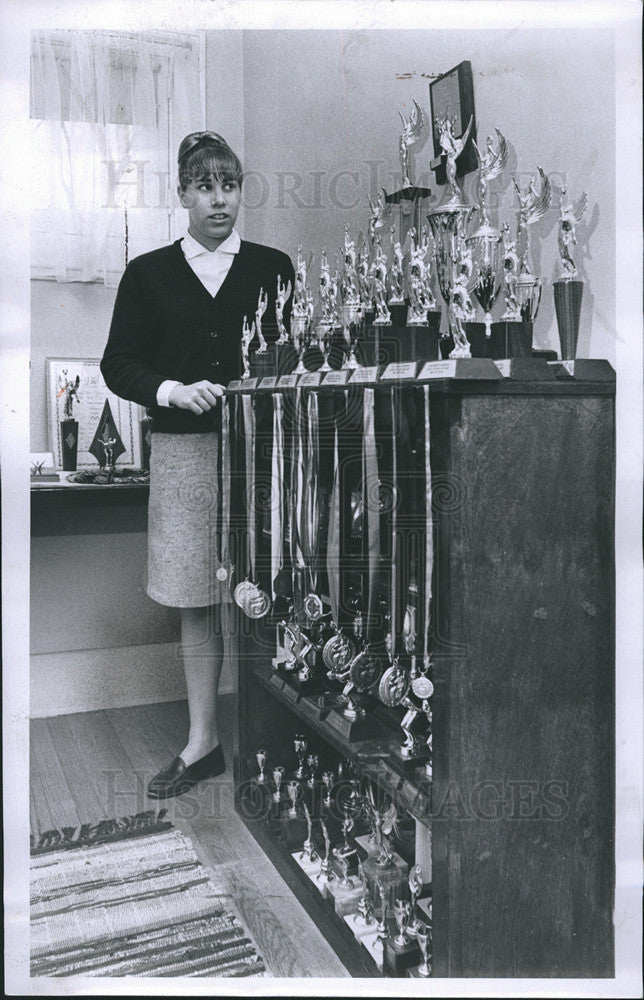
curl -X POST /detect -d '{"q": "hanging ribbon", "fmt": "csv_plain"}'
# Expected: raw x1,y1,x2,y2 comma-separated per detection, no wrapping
220,396,232,575
422,385,433,661
363,387,380,641
302,390,320,593
389,386,399,659
270,393,285,599
241,393,256,581
326,417,341,625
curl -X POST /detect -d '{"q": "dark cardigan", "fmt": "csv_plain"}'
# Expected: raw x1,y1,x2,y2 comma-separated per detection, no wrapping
101,238,294,434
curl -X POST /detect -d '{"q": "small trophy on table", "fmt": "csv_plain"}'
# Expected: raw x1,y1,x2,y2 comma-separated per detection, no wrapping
291,246,313,374
553,186,588,360
468,129,508,349
57,370,81,471
513,167,552,329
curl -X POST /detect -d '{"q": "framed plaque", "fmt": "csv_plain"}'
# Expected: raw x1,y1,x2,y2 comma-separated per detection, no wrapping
349,366,379,384
322,370,351,386
277,373,299,388
381,361,419,382
258,376,278,389
429,60,478,185
418,359,458,380
298,371,323,387
227,379,243,391
46,358,142,470
240,378,258,391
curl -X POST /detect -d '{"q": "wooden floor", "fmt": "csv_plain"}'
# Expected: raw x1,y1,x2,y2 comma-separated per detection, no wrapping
30,696,350,979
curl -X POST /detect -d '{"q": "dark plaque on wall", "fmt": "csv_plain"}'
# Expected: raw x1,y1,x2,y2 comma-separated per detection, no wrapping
429,60,477,185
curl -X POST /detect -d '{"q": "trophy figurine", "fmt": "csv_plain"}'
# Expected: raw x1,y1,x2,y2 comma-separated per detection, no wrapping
500,222,521,321
399,696,421,758
467,129,508,339
393,898,412,947
375,882,390,951
367,188,390,248
301,802,318,863
388,226,405,309
337,855,355,891
399,100,428,188
435,113,474,208
355,861,376,925
339,226,363,368
306,753,319,788
291,246,313,374
254,287,269,354
317,249,337,371
275,274,293,345
407,864,424,936
554,187,588,360
369,236,391,326
407,227,437,326
286,779,299,818
321,771,334,811
240,315,256,380
415,922,432,977
57,370,81,472
318,820,335,882
513,167,552,324
448,239,476,358
255,749,267,783
272,765,285,803
293,735,308,780
384,102,431,247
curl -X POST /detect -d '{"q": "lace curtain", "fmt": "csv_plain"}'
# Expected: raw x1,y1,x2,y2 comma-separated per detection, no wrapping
30,30,203,286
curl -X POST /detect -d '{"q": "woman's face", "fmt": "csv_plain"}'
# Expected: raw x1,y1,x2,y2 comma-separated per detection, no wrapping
178,175,241,250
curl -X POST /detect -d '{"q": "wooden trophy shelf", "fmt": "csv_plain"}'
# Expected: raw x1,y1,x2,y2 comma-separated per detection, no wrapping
230,362,616,979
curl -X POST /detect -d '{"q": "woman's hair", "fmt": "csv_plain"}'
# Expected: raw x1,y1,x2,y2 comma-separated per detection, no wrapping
177,132,243,190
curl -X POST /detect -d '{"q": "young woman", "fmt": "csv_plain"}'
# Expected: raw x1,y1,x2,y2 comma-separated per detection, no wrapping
101,131,294,798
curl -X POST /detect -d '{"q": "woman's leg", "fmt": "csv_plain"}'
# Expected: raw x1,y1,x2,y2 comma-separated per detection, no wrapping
178,604,224,765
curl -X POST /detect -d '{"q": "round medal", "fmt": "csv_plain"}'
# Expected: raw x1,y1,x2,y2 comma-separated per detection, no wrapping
233,579,255,609
349,649,384,692
322,633,356,676
303,592,325,622
378,663,409,707
244,585,272,619
411,675,434,699
216,566,229,582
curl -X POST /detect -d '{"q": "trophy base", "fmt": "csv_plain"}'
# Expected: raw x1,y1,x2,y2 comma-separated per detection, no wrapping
60,419,79,472
494,356,557,380
282,672,325,697
408,961,432,978
367,317,441,367
361,852,409,903
463,321,490,358
549,359,615,381
359,929,386,972
249,345,278,379
417,896,433,926
279,814,308,850
489,320,533,359
324,706,381,743
297,692,333,723
326,879,364,917
384,933,422,976
554,279,583,360
388,745,430,778
343,910,379,940
331,848,360,879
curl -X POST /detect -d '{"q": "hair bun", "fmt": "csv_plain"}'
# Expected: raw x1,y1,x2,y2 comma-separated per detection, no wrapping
177,131,229,163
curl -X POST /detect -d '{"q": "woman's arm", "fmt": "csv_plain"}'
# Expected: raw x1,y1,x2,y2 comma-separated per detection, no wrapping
100,263,168,409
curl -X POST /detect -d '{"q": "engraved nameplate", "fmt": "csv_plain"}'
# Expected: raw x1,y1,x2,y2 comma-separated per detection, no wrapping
240,377,258,390
381,361,419,381
418,360,457,380
277,374,299,387
227,380,242,391
258,376,277,389
349,366,379,384
298,371,323,387
322,369,351,385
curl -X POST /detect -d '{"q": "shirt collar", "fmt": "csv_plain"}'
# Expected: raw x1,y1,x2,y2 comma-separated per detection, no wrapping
182,228,241,259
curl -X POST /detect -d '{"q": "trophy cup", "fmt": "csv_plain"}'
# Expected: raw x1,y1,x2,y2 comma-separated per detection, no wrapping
513,167,552,326
554,186,588,360
393,899,412,947
468,129,508,342
414,922,432,977
293,735,308,780
491,221,533,359
427,114,477,355
57,369,81,471
255,749,267,784
272,765,285,804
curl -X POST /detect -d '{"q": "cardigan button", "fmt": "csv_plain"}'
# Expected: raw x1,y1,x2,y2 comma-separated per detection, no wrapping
210,331,219,340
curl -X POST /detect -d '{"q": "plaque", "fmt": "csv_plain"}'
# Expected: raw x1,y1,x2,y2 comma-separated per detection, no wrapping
241,377,258,391
278,373,299,388
349,366,379,384
258,376,277,389
227,379,242,391
418,359,457,380
380,361,419,381
298,371,323,387
322,369,351,386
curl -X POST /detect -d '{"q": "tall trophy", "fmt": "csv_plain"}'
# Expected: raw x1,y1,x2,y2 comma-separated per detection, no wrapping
512,167,551,325
427,114,476,352
291,245,313,374
384,101,432,246
57,370,81,471
275,273,296,375
467,128,508,339
387,225,406,325
553,187,587,359
490,220,533,359
406,226,441,353
317,248,338,371
339,225,363,369
369,236,391,327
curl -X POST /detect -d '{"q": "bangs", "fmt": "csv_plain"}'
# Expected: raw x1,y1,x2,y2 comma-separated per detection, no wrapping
179,145,243,189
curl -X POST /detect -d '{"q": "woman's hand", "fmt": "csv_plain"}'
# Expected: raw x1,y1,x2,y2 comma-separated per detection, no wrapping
169,380,225,414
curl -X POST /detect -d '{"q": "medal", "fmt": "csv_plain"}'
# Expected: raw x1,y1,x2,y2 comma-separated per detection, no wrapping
411,673,434,700
378,659,409,707
323,631,356,677
303,592,325,622
349,648,384,693
236,395,272,619
216,566,229,582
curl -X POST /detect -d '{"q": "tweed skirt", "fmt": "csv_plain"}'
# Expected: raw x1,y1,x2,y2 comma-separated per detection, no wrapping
146,432,231,608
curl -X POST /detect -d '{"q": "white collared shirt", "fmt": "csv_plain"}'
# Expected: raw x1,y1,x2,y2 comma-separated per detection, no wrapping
156,228,241,406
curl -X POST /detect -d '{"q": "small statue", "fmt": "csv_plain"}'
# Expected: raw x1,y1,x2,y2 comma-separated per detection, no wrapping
557,186,588,280
57,370,81,420
369,236,390,325
341,225,360,306
473,128,508,224
98,429,117,470
513,167,552,273
449,241,475,358
399,99,428,187
254,287,269,354
241,315,256,379
435,112,473,200
388,226,405,305
356,239,371,311
407,228,436,323
500,222,521,321
275,274,292,344
367,188,389,246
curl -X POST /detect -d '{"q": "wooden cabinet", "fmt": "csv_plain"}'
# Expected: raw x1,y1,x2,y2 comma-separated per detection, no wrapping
230,362,615,978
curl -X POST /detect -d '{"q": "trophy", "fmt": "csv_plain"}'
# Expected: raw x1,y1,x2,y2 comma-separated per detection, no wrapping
240,315,256,380
512,166,552,324
306,753,319,788
356,861,376,925
367,188,390,249
272,765,285,803
321,771,335,811
467,128,508,338
275,274,293,345
415,922,432,977
448,237,477,358
317,249,338,371
554,187,588,359
393,899,412,947
291,246,313,374
293,735,308,780
318,819,335,883
254,287,269,354
406,226,438,326
375,882,390,951
57,369,81,471
88,399,126,480
369,236,391,326
427,114,476,350
255,749,267,784
286,779,299,818
301,803,318,863
383,101,431,247
407,864,424,936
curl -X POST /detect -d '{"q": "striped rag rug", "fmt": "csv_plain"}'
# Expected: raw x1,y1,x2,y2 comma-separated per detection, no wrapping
30,810,268,978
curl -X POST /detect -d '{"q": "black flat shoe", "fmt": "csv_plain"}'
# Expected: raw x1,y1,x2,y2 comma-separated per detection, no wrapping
147,744,225,799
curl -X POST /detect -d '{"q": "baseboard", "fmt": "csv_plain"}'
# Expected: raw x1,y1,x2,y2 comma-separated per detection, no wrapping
30,642,237,718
